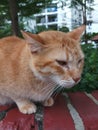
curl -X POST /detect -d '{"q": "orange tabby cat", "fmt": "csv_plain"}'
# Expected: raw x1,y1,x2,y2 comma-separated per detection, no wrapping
0,25,85,114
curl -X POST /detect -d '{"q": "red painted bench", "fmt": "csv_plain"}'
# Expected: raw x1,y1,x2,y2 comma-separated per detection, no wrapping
0,91,98,130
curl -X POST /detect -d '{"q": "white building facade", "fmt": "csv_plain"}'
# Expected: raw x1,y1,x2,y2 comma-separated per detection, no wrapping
90,0,98,33
26,0,98,33
34,0,71,30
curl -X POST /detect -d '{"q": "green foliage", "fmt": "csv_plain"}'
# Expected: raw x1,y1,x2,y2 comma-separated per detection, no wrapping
59,26,69,32
18,0,52,17
0,24,11,38
66,43,98,93
0,0,11,37
35,25,52,33
34,25,69,34
0,0,52,37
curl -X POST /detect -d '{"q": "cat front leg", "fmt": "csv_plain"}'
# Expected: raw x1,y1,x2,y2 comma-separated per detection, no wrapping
43,97,54,107
15,98,37,114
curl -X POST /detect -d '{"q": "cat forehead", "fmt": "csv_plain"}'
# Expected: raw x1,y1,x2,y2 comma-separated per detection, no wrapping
39,31,77,47
39,30,65,36
39,31,66,42
39,31,83,55
45,43,84,62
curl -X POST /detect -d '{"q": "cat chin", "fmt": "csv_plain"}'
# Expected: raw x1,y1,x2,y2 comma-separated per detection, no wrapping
58,83,75,89
63,84,75,89
54,79,75,89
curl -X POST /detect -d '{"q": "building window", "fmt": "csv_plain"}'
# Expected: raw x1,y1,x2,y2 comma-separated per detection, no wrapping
36,16,46,24
48,14,57,22
47,3,57,12
47,7,57,12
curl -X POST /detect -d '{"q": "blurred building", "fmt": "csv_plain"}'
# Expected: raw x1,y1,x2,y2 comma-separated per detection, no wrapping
71,0,98,34
91,0,98,33
71,5,83,29
34,0,71,30
29,0,97,33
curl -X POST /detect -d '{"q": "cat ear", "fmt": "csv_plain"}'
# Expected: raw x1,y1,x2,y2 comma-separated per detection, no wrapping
67,25,86,41
21,31,43,53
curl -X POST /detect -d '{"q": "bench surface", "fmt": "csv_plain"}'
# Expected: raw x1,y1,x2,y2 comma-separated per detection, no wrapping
0,91,98,130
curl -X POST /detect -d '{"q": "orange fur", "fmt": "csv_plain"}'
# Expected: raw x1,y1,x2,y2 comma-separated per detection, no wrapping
0,25,85,114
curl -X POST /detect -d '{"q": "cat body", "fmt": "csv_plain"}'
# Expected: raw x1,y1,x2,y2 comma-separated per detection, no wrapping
0,25,85,114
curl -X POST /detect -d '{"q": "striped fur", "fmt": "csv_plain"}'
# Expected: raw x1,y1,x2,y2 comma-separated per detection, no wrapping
0,25,85,114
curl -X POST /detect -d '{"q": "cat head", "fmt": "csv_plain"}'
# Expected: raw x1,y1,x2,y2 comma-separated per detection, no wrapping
21,25,85,88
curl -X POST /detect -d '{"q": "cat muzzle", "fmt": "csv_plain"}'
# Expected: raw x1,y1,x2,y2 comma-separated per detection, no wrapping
73,77,81,84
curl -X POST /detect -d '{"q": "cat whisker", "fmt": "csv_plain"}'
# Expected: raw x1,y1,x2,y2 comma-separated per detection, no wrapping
47,85,60,97
53,85,62,95
36,81,56,99
44,84,59,99
39,82,55,93
38,81,65,99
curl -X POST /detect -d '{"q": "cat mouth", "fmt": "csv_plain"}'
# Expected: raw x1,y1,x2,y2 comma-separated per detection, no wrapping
63,84,75,88
58,81,76,89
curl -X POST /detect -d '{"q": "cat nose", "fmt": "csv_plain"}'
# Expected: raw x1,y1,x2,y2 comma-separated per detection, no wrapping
73,77,81,83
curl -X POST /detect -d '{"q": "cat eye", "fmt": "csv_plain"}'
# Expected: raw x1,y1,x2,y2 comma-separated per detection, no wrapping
78,59,83,64
56,60,67,66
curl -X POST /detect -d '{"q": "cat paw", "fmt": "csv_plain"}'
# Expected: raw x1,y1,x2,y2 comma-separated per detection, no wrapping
19,103,37,114
16,100,37,114
43,97,54,107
